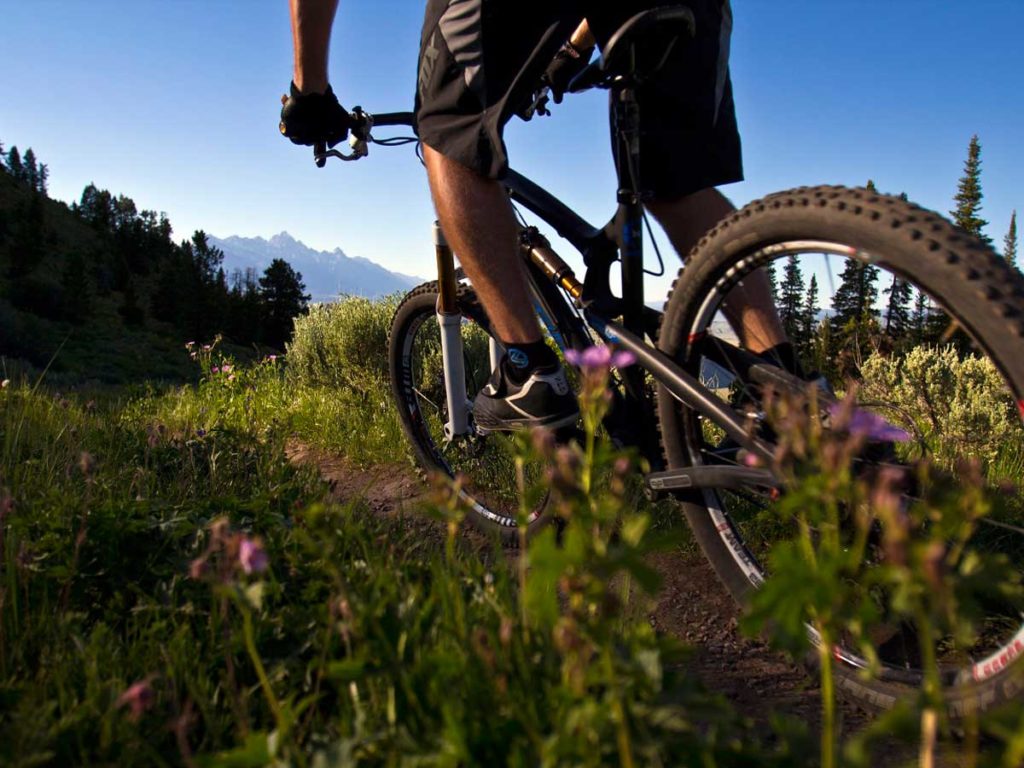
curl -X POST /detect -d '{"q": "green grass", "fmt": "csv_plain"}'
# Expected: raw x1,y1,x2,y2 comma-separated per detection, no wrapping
0,368,784,767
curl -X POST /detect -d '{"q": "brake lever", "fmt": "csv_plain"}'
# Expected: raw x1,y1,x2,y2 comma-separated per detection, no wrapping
313,107,374,166
519,87,551,121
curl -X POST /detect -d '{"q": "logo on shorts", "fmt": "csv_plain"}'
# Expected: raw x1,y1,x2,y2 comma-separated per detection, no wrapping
418,32,440,99
508,349,529,368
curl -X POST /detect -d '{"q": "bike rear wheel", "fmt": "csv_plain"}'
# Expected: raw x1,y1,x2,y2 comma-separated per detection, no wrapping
388,281,554,540
657,185,1024,714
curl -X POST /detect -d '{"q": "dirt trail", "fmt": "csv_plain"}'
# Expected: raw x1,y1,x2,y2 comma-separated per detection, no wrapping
286,444,866,733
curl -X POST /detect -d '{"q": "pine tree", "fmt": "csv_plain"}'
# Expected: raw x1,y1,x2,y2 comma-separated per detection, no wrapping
800,273,819,362
37,163,48,195
950,134,992,245
778,254,805,342
883,277,914,342
1004,211,1018,269
7,147,22,181
259,258,310,348
911,290,929,344
830,257,880,373
22,148,38,191
764,261,778,303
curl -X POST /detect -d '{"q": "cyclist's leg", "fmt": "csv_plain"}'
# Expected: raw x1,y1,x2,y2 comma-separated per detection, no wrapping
422,145,537,345
590,0,787,356
647,189,786,354
415,0,583,429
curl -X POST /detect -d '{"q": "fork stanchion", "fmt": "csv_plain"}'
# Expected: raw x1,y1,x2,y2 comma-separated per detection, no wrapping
433,221,471,438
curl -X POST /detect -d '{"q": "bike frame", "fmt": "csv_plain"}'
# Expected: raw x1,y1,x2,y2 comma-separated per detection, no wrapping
326,8,801,496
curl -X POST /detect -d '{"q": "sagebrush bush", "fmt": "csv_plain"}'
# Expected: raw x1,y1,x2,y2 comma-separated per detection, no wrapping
286,294,401,394
859,345,1023,468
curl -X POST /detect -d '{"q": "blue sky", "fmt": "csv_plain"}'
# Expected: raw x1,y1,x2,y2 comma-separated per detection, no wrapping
2,1,1021,301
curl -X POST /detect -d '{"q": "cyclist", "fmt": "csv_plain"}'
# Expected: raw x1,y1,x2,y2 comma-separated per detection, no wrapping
280,0,791,432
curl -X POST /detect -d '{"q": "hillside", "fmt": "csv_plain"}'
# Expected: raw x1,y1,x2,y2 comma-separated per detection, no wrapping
0,170,193,382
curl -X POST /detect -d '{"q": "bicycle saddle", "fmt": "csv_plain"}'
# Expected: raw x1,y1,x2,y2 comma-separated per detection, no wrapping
569,5,696,92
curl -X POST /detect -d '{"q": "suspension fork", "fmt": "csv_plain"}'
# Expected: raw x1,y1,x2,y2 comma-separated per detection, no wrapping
434,221,472,440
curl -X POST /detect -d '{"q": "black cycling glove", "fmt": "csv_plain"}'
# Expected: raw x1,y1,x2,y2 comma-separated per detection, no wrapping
544,42,594,104
279,81,352,147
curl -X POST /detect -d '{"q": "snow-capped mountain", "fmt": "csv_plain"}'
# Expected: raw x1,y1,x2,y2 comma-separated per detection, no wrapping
209,231,423,303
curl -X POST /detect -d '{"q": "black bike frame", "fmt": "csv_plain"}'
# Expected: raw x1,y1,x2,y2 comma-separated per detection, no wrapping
359,78,791,490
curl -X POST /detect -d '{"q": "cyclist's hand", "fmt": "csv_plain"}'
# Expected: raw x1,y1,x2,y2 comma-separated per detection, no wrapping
544,42,594,103
279,81,352,147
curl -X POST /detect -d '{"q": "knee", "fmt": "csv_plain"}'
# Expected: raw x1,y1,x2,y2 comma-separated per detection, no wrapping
646,187,733,224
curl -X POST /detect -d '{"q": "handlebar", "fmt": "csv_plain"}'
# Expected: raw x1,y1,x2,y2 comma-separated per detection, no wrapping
314,109,417,167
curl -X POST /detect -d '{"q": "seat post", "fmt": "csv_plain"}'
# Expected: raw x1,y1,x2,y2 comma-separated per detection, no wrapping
613,86,646,339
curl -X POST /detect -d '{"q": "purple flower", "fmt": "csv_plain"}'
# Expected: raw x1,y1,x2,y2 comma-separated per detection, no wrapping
565,345,636,371
196,428,206,437
211,366,220,374
238,536,268,574
830,404,910,443
117,679,155,721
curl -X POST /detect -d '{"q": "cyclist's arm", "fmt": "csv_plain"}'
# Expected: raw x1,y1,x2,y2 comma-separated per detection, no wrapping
290,0,339,94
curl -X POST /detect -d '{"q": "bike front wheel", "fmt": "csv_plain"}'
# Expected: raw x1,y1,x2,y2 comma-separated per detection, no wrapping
388,281,554,540
657,185,1024,715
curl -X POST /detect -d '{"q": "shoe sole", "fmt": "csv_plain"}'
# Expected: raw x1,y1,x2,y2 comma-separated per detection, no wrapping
474,411,580,435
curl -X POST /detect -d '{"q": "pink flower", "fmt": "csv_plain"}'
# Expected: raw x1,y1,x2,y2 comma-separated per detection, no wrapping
829,404,910,443
238,536,268,574
185,341,195,350
565,345,636,371
221,364,233,373
740,450,763,467
227,374,236,382
117,679,155,721
211,366,220,374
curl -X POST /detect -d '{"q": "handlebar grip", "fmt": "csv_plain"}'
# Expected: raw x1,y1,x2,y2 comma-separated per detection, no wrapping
369,111,416,129
314,141,326,168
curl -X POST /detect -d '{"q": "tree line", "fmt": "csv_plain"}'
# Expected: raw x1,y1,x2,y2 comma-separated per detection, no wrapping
0,141,310,350
763,135,1018,378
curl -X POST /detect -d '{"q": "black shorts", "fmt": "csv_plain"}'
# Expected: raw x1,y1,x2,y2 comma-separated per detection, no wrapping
415,0,742,200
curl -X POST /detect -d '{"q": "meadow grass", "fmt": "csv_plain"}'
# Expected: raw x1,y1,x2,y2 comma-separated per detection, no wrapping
2,297,1023,766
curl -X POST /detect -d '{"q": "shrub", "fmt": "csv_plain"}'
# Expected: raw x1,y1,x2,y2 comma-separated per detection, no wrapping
286,294,400,395
859,345,1023,469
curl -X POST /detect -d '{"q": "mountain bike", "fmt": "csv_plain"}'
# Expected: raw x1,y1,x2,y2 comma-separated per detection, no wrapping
313,6,1024,718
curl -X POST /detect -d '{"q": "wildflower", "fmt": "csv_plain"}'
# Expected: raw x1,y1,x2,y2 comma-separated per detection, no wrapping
196,428,206,437
266,354,278,363
79,452,96,478
740,450,762,468
565,345,636,371
221,364,233,374
227,374,236,382
185,341,195,350
828,404,910,442
202,344,211,352
188,556,207,580
1,379,9,389
211,366,220,374
530,426,556,459
117,679,155,721
238,536,268,574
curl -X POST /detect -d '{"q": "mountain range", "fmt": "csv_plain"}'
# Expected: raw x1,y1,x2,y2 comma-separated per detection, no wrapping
209,231,424,303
